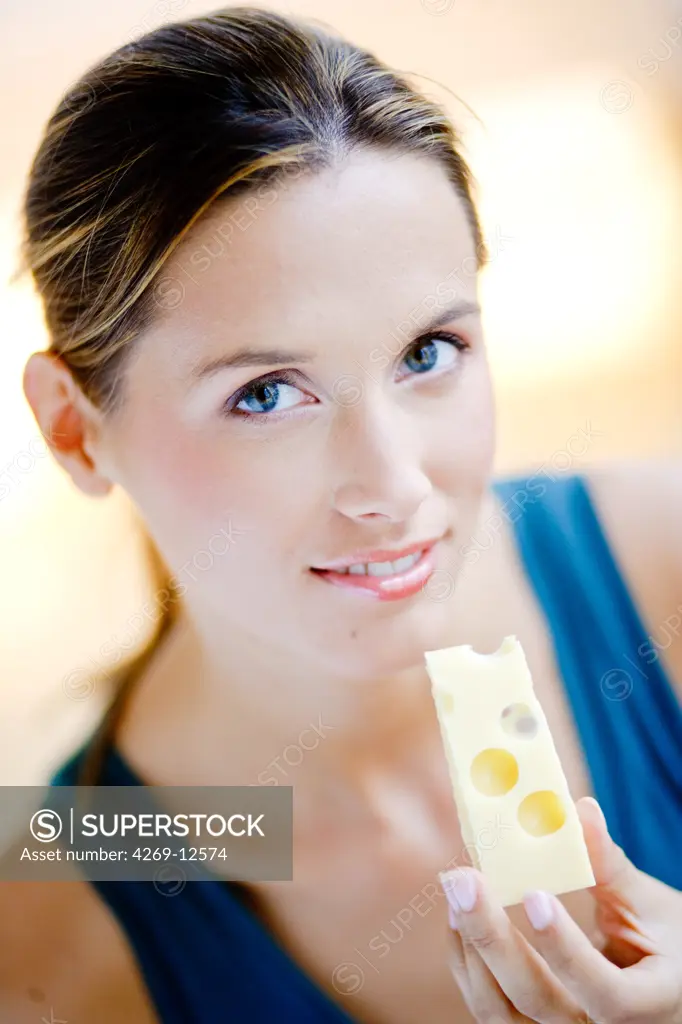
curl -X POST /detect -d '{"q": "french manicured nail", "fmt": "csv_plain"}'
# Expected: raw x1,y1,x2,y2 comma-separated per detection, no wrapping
442,870,477,913
524,890,555,930
583,796,607,830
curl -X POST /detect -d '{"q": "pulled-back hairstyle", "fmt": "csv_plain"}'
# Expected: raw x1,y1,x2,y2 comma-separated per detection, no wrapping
18,6,487,784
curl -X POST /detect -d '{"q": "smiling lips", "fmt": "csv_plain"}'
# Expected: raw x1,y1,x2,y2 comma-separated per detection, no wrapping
310,539,440,601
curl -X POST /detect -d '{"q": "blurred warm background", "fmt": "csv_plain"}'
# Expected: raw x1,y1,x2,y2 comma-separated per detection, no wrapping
1,0,681,784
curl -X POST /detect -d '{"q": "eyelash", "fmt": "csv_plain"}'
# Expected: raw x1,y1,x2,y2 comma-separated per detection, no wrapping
223,330,470,422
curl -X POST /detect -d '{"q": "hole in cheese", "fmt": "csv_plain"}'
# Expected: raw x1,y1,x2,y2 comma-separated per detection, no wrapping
517,790,566,836
501,702,539,739
469,748,519,796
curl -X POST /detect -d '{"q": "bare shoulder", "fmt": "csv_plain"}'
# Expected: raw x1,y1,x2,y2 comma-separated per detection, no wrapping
0,841,158,1024
584,458,682,606
584,458,682,696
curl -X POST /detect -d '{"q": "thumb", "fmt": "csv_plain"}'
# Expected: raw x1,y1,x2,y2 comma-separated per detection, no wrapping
577,797,662,949
576,797,639,899
577,798,667,958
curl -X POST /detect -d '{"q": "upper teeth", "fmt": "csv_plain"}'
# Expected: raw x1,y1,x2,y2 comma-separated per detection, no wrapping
336,551,423,576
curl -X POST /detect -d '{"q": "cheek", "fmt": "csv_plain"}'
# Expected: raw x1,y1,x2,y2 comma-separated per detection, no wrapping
432,359,495,483
122,414,224,531
466,376,496,471
117,406,321,573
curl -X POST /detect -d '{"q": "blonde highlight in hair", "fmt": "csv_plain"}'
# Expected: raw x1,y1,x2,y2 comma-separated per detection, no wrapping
19,5,486,783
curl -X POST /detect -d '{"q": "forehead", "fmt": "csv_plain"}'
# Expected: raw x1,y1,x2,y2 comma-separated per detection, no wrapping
143,148,478,376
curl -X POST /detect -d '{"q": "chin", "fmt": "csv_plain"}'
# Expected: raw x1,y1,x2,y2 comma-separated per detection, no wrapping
322,597,459,679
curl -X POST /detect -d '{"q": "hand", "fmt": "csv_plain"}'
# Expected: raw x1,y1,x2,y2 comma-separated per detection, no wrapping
439,797,682,1023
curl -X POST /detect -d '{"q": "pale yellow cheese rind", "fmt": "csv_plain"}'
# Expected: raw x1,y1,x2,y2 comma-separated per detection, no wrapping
425,635,595,907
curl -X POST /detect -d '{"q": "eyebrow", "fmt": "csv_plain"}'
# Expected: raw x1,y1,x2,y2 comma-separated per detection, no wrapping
191,347,314,380
190,299,481,380
420,298,481,332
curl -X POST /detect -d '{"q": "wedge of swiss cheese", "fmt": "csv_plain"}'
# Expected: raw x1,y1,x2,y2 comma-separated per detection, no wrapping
425,635,595,907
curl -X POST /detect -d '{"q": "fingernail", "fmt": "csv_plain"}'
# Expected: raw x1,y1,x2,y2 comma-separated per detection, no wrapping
583,797,607,830
441,870,477,913
524,890,554,931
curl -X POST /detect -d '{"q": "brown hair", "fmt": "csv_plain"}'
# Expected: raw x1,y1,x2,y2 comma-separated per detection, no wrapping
18,5,487,785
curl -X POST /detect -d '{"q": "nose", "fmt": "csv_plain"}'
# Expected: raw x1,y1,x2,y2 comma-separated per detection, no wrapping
330,394,432,523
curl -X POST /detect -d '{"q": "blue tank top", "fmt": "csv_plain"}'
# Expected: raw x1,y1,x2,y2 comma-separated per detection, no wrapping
51,473,682,1023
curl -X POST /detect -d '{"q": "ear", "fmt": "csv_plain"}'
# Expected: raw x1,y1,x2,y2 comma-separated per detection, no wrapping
22,351,114,498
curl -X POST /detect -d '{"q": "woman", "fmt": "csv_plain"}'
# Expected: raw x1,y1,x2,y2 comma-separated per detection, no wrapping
2,6,681,1022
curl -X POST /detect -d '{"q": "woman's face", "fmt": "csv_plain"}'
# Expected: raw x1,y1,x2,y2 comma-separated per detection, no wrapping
100,149,495,678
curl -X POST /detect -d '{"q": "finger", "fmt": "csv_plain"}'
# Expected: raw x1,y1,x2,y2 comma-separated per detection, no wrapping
441,868,582,1022
578,797,649,909
446,911,471,1000
523,887,678,1021
461,942,522,1022
594,902,659,964
577,798,661,951
446,901,518,1021
462,942,532,1024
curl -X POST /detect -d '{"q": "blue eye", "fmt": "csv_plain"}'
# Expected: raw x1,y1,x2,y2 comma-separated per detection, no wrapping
227,367,313,419
235,380,303,415
399,332,466,378
404,339,439,373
